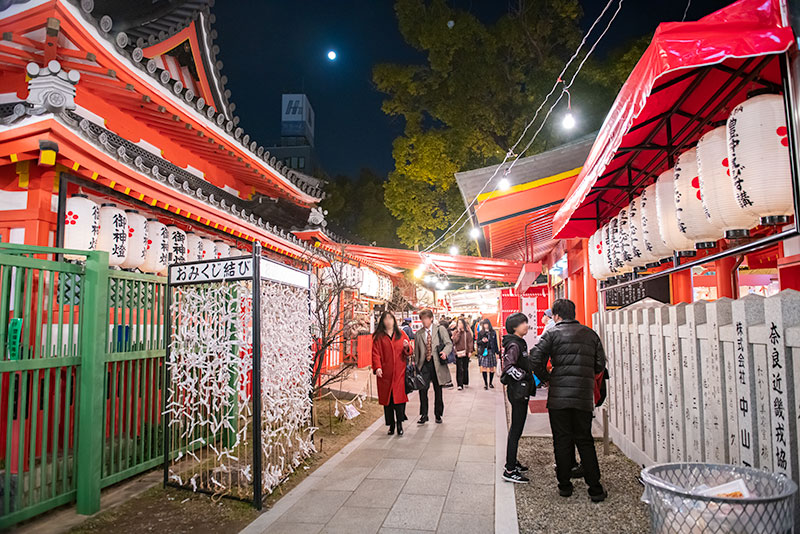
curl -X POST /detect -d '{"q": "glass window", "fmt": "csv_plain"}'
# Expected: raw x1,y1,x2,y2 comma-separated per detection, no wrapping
291,157,298,168
299,157,305,169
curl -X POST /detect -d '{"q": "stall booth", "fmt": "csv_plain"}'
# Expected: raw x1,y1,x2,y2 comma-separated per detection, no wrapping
553,0,800,493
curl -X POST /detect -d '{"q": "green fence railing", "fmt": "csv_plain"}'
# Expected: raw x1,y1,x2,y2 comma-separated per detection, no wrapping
0,243,166,528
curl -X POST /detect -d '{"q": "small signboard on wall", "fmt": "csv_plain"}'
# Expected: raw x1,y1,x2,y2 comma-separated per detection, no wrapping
604,276,670,309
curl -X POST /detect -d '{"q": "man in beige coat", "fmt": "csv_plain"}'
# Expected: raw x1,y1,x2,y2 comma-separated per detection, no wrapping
414,309,453,423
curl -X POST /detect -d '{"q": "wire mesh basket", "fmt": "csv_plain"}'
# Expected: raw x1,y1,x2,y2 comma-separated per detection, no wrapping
641,463,797,534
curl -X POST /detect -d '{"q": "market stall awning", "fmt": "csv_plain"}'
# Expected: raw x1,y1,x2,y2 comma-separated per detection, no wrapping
331,244,530,283
553,0,794,238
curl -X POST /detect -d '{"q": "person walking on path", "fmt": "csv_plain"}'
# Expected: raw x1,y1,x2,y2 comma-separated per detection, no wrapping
476,319,499,389
530,298,608,502
451,318,473,390
401,318,416,341
501,312,534,484
372,311,412,436
414,309,453,424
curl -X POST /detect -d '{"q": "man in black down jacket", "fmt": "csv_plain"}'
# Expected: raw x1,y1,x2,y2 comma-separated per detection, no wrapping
530,298,607,502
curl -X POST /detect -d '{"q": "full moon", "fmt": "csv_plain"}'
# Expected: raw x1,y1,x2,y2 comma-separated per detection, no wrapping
327,50,337,60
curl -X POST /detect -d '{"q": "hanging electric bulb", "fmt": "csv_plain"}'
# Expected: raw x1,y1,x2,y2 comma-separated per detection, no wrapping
436,281,445,290
485,283,491,289
449,245,459,255
469,227,481,239
413,266,425,278
498,178,510,191
562,87,575,130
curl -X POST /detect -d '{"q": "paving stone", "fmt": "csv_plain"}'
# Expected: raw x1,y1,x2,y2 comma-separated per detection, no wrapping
443,483,494,514
281,490,352,524
339,448,385,469
368,458,418,480
320,506,389,534
314,466,372,491
435,512,493,534
402,469,453,496
462,431,495,446
266,521,325,534
415,449,458,471
383,494,446,531
345,478,405,508
452,462,494,485
379,529,430,534
457,444,495,463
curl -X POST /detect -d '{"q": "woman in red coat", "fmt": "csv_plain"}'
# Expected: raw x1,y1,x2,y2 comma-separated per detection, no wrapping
372,311,411,435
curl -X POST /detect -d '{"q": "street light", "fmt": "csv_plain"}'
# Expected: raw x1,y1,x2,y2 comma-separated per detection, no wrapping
469,227,481,239
449,245,459,255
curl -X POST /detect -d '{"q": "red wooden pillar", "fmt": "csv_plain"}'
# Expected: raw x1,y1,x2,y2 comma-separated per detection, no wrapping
582,242,598,323
671,270,693,304
715,256,738,299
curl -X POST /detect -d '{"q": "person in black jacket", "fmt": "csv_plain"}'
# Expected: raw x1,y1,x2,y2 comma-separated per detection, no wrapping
501,313,534,484
530,298,607,502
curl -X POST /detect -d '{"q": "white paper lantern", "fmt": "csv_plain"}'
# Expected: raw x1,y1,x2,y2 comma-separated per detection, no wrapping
697,125,759,238
601,223,618,277
727,92,793,224
674,147,721,248
142,219,168,274
214,240,230,258
589,229,606,280
639,183,673,262
627,196,649,267
185,232,203,262
229,248,243,257
167,226,187,264
200,237,215,260
655,168,695,255
616,206,634,270
97,204,127,266
120,210,147,270
63,194,99,261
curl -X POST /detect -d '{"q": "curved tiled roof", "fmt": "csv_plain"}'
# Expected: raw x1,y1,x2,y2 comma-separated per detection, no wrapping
64,0,324,199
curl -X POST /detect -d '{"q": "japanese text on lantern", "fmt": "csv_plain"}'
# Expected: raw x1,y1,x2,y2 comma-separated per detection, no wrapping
111,212,126,258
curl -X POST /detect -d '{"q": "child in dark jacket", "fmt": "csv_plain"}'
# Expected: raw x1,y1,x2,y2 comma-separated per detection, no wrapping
501,312,535,484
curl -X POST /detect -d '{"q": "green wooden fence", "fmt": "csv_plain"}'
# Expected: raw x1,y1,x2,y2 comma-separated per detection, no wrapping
0,243,166,528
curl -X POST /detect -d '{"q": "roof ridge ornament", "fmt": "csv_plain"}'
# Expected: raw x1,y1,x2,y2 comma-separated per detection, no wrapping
25,61,80,115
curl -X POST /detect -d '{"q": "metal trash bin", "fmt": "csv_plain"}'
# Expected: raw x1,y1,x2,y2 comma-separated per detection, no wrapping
641,463,797,534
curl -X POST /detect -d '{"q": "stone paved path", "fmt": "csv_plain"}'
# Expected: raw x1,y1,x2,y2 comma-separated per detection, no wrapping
241,364,518,534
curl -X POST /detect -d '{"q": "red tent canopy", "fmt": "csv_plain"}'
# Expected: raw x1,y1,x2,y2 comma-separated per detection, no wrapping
553,0,794,238
336,244,530,283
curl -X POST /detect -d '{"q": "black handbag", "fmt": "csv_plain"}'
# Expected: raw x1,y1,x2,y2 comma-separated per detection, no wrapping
405,362,426,393
507,376,535,401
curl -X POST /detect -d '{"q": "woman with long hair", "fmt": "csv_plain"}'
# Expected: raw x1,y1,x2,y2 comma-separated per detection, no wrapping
451,317,474,390
372,311,411,435
477,319,499,389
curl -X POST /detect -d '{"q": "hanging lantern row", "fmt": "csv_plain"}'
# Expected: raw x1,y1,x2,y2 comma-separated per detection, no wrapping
320,261,363,288
589,91,793,281
63,195,250,274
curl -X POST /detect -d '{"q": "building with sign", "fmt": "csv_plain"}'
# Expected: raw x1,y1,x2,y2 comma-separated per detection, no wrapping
264,93,319,174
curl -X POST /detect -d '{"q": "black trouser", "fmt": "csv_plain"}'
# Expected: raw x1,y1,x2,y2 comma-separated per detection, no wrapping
549,408,603,495
419,359,444,418
455,356,469,387
505,397,528,471
383,393,406,427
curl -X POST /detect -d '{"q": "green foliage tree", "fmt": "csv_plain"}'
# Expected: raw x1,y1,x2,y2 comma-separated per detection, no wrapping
322,168,402,246
375,0,646,251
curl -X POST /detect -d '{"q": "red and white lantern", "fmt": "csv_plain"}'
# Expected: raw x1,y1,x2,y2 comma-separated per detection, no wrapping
655,168,695,255
674,147,721,247
142,219,168,274
214,240,230,258
589,229,608,280
697,124,759,237
640,184,673,262
167,226,187,264
121,210,147,270
185,232,203,262
727,92,793,224
97,204,127,266
200,237,215,260
63,194,99,261
229,248,243,257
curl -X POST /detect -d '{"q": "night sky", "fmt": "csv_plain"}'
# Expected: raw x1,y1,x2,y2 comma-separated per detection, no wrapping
213,0,729,179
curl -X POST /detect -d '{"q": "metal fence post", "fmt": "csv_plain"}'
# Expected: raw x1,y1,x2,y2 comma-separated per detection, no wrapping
252,243,263,509
75,250,109,514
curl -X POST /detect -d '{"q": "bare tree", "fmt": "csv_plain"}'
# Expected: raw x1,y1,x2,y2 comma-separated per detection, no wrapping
301,245,364,395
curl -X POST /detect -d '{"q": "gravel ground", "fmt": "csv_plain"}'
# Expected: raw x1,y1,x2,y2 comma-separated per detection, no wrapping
515,437,650,534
